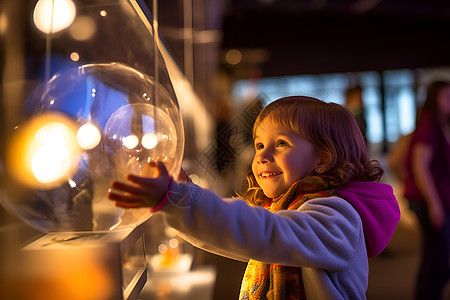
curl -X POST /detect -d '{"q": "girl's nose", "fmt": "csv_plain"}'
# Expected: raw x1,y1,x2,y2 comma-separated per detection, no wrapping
255,148,273,164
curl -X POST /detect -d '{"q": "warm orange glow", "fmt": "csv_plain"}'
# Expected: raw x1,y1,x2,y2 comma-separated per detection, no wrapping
0,12,7,35
6,113,81,189
19,250,115,300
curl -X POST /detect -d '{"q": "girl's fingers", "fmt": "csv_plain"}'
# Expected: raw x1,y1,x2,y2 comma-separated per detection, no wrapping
116,161,169,188
108,161,170,209
110,180,154,196
126,174,158,186
127,173,170,193
108,191,143,203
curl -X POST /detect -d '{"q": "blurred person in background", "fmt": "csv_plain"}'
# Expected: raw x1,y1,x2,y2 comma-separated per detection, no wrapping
404,80,450,300
345,86,367,144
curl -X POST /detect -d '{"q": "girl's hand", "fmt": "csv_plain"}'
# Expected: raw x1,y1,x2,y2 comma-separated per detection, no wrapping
108,161,171,209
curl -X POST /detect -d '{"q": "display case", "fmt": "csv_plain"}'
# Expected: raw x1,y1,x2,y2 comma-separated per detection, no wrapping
21,222,147,300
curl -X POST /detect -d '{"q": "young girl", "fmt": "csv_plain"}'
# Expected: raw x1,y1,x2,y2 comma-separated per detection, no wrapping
108,96,400,299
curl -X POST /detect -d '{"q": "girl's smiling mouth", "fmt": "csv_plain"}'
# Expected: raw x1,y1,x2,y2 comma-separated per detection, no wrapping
260,172,283,178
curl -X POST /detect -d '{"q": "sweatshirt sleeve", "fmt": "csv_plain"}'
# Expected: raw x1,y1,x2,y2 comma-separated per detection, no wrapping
158,181,365,271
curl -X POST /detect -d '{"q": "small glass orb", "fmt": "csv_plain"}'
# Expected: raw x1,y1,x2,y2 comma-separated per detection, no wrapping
104,103,179,181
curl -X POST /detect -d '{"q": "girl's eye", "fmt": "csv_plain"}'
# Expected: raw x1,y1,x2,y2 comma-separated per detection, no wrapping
276,140,287,147
255,143,264,150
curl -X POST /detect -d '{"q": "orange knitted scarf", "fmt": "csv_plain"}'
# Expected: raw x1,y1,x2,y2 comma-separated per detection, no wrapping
239,176,339,300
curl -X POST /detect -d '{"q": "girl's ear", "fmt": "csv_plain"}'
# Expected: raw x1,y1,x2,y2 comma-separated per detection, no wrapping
315,150,333,174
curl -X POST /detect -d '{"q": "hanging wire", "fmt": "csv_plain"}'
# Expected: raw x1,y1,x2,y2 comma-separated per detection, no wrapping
183,0,194,85
153,0,159,143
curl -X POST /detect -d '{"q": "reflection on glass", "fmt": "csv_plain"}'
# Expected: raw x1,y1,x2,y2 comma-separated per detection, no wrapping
123,135,139,150
142,133,158,149
77,122,101,150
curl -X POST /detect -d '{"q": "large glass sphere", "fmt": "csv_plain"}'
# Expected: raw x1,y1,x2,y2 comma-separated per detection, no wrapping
1,63,184,232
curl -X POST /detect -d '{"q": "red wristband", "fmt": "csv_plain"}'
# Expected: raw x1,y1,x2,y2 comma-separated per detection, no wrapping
150,176,173,213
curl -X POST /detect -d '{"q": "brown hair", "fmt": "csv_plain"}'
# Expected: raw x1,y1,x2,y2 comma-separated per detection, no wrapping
419,80,450,125
241,96,383,205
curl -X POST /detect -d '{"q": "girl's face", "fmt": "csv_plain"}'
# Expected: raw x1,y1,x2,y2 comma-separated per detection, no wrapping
437,86,450,119
252,118,321,198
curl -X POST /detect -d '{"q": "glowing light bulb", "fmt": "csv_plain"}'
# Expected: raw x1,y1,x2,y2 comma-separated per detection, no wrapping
6,113,80,189
77,123,101,150
31,143,72,183
122,135,139,149
142,133,158,149
33,0,76,34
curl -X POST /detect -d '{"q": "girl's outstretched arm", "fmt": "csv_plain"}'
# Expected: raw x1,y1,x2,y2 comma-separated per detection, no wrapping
108,161,172,209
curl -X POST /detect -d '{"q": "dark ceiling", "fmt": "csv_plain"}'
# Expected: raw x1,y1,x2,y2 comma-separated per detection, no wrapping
219,0,450,78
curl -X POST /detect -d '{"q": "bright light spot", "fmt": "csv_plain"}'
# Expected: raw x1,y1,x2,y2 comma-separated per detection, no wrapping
225,49,242,65
70,52,79,61
142,133,158,149
69,15,96,41
169,238,179,248
77,123,101,150
31,145,72,183
30,122,77,184
6,114,80,189
158,244,168,254
142,93,151,102
123,135,139,149
50,99,55,105
33,0,76,34
68,179,76,188
100,10,107,17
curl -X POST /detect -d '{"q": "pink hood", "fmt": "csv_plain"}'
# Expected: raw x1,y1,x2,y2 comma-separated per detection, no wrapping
336,181,400,258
